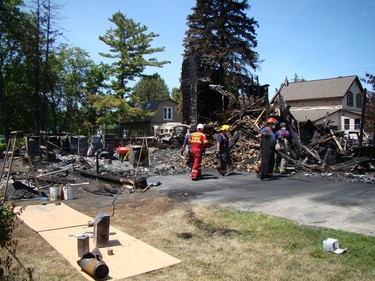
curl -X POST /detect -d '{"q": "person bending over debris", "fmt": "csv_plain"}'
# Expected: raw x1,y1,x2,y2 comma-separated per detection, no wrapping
257,118,278,180
188,123,209,181
275,122,293,174
181,126,195,170
216,124,231,176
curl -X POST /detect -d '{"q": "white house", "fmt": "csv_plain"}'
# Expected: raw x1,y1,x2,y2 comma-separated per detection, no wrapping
280,75,364,131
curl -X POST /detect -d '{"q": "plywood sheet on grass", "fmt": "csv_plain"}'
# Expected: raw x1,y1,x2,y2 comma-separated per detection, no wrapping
16,203,181,280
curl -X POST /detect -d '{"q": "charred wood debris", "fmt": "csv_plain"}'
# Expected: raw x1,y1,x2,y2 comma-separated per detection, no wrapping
200,83,375,179
1,87,375,200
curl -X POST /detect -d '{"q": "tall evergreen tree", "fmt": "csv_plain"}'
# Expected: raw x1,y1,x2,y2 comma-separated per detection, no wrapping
183,0,259,91
99,11,170,99
93,11,169,132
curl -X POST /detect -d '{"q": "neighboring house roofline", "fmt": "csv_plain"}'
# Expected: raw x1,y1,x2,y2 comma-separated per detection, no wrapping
139,98,177,111
280,75,362,101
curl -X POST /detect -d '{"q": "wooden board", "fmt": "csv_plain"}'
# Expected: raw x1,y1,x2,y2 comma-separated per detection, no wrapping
328,156,372,171
16,203,181,280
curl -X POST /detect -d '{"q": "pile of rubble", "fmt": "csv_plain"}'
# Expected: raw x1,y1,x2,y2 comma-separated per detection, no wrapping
2,83,375,200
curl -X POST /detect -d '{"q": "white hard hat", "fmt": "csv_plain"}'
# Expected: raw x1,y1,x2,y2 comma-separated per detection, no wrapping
197,123,204,129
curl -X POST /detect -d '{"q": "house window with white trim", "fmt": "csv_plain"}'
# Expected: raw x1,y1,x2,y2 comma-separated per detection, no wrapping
354,118,360,130
163,107,173,120
356,93,362,108
347,91,353,106
344,118,350,130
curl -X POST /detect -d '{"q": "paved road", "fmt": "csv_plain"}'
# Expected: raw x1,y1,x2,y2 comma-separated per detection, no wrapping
149,170,375,237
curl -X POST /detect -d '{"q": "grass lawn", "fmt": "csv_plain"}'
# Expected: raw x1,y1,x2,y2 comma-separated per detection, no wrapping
5,202,375,280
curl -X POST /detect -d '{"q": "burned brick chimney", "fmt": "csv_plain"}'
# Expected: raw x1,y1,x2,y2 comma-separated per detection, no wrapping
181,53,269,125
181,53,202,125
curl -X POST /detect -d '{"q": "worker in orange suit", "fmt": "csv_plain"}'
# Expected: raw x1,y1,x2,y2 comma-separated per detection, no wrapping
188,123,209,181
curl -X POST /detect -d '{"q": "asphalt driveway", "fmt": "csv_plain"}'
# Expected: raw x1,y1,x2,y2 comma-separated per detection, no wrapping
149,170,375,236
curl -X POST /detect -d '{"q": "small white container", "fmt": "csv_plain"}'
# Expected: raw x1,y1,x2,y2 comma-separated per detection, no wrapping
49,186,61,201
323,238,347,254
63,184,75,200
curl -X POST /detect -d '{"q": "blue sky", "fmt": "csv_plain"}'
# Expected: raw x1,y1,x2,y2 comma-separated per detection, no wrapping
56,0,375,96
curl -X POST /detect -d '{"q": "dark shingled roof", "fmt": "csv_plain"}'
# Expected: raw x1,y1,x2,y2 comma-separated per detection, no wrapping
280,75,359,101
140,100,160,111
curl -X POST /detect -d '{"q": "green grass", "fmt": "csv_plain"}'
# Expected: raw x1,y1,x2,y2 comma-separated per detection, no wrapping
199,209,375,280
10,202,375,281
135,206,375,281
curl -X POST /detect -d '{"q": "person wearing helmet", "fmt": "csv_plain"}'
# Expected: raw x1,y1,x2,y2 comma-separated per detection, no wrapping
257,117,277,180
181,126,195,170
216,124,231,176
188,123,209,181
275,122,293,174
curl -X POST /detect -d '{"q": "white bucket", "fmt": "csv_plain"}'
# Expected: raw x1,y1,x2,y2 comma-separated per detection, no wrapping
63,184,75,200
50,186,61,201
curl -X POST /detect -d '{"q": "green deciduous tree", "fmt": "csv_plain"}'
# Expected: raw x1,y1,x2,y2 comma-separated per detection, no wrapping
130,73,170,104
0,0,27,139
361,73,375,137
183,0,260,91
0,0,65,136
171,87,182,113
171,87,181,103
52,45,94,134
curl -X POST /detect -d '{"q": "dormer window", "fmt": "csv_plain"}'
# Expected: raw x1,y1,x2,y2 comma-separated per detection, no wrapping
347,91,353,106
163,107,173,120
356,93,362,108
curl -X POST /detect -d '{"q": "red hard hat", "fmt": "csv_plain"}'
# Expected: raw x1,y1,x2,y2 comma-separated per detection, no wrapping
266,117,277,124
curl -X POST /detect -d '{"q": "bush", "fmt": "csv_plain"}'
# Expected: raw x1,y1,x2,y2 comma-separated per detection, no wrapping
0,199,25,280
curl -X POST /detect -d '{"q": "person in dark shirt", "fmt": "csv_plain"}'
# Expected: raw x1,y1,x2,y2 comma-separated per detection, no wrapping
216,125,231,176
275,122,293,174
257,118,277,180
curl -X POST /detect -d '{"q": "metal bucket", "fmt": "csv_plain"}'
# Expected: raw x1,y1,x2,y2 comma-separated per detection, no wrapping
49,186,61,201
63,184,75,200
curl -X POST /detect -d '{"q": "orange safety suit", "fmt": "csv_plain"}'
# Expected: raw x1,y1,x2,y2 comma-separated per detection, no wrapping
188,130,209,180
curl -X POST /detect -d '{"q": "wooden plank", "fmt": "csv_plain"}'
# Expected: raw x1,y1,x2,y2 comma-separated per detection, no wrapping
328,156,372,171
303,145,323,163
76,169,135,185
330,129,344,152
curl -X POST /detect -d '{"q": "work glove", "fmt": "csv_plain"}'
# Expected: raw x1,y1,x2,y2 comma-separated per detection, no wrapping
180,150,184,156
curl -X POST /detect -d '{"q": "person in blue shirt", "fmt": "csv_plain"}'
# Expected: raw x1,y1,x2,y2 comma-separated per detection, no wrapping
257,118,277,180
216,124,231,176
275,122,293,174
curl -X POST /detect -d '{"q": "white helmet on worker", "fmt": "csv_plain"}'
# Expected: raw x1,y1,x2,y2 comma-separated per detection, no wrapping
197,123,204,130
